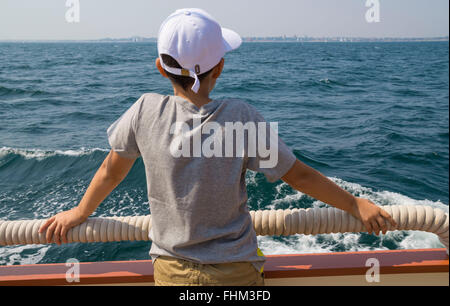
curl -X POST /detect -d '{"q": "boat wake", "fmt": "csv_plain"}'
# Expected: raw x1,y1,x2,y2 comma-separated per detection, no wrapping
0,147,448,265
257,177,448,255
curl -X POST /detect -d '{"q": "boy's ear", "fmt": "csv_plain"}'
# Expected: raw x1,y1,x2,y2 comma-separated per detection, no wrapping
212,58,225,79
155,58,168,78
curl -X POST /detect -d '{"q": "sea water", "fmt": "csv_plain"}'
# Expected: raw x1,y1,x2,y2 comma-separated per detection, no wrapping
0,41,448,265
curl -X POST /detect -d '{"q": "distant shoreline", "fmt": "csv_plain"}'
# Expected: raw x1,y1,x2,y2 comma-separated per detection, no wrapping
0,36,448,43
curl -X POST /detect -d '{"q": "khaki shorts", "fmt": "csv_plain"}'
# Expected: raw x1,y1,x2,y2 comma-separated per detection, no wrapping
153,256,265,286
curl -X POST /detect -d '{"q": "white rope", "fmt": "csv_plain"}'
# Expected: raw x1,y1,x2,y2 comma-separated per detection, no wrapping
0,205,448,253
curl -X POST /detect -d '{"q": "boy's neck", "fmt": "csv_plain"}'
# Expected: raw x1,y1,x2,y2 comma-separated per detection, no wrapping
173,86,212,109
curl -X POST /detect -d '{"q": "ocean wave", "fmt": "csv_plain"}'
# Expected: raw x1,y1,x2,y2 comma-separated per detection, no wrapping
263,176,448,211
256,177,448,255
0,146,109,161
0,244,50,266
0,85,52,98
258,233,375,255
257,229,445,255
0,169,447,264
293,78,350,90
392,88,428,97
0,85,28,97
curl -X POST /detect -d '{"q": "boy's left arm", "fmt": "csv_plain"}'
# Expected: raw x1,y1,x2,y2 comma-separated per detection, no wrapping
282,159,397,235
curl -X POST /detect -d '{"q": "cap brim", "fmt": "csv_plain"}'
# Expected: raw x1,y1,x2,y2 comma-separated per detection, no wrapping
222,27,242,52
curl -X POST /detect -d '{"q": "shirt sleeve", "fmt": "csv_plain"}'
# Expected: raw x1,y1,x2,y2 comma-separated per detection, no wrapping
106,96,144,159
246,106,297,183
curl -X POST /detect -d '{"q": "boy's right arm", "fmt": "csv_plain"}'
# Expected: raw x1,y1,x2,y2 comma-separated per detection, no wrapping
38,150,137,245
281,159,397,235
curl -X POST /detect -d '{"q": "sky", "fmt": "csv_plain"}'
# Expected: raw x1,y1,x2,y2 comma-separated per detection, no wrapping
0,0,448,40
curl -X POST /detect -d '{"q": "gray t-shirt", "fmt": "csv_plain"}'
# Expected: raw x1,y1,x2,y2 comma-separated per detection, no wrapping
107,93,297,271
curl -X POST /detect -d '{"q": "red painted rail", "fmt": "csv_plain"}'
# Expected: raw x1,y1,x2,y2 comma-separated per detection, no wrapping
0,248,448,286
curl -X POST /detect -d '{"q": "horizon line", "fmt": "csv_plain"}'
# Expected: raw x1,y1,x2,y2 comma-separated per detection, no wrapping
0,35,448,43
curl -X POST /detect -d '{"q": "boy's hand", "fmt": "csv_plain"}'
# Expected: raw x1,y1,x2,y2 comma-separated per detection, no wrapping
38,207,87,245
350,197,397,235
37,150,136,246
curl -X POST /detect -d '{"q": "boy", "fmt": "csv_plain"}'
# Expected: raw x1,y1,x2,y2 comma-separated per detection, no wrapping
39,8,396,286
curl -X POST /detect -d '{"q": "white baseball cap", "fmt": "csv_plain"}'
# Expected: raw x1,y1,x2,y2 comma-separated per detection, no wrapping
157,8,242,93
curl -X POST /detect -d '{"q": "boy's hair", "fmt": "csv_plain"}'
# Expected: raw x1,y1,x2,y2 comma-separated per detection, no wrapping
160,54,215,91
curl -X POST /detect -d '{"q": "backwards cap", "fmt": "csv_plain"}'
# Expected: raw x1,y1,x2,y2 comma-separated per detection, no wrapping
157,8,242,93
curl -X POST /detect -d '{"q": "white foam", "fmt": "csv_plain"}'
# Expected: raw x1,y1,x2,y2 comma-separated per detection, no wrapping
257,177,448,255
0,147,109,160
269,182,306,210
0,245,50,266
398,231,445,250
329,176,448,212
0,161,447,263
245,170,258,185
258,233,376,255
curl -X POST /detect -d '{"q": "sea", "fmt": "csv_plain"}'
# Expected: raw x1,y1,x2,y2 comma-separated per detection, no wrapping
0,41,448,265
